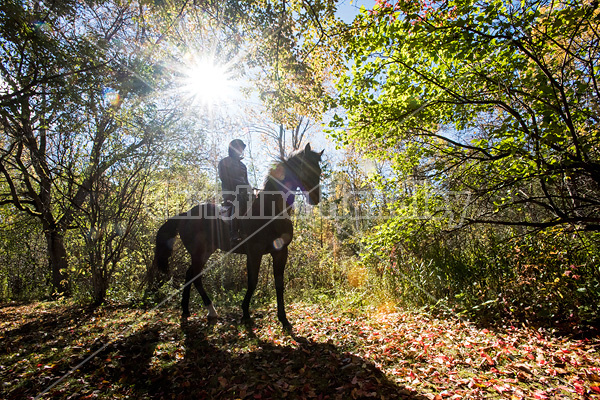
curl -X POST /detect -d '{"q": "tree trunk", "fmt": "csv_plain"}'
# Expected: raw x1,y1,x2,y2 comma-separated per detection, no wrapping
91,269,108,306
45,229,70,296
90,248,109,306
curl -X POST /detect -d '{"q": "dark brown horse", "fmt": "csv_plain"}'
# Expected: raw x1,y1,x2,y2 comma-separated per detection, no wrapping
151,143,323,330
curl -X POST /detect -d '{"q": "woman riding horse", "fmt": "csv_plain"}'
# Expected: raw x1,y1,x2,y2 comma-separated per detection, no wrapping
151,143,323,330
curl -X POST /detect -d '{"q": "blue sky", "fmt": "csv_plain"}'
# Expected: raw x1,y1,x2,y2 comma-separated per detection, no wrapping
336,0,375,22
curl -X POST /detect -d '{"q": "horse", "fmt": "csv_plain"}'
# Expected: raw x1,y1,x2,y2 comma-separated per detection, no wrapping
150,143,323,330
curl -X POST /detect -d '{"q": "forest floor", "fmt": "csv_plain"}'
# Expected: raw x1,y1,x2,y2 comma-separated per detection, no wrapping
1,299,600,399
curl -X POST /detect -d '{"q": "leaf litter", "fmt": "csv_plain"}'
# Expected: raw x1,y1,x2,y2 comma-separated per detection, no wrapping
0,301,599,399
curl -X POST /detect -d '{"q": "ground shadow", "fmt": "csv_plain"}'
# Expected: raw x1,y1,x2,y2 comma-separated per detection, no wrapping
0,304,98,399
1,306,428,399
0,304,95,359
108,313,427,400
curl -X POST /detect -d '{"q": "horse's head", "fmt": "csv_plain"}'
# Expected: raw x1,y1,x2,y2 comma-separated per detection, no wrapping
287,143,324,205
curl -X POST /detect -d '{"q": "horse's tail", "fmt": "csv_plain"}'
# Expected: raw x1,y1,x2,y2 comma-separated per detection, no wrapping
153,217,179,276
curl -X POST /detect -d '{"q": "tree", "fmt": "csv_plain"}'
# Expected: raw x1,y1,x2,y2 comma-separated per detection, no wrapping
0,0,343,300
332,0,600,231
252,116,313,160
1,1,99,294
0,1,162,295
242,0,345,124
73,123,157,305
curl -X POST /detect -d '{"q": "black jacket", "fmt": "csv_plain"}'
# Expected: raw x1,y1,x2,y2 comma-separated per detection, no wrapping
218,156,249,193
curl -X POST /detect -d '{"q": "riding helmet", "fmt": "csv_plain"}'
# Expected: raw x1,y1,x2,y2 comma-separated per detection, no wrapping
228,139,246,157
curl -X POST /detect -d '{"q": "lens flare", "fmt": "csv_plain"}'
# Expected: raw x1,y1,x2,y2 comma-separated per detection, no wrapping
273,238,285,250
181,58,233,106
103,89,120,106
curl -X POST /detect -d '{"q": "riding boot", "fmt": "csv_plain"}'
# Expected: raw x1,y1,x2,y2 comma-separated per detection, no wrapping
230,218,242,245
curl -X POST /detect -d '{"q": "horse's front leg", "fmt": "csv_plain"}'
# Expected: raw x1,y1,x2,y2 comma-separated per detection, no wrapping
272,247,292,331
242,251,262,322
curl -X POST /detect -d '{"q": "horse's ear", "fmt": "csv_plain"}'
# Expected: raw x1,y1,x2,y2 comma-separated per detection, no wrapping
319,149,324,157
270,164,286,181
305,143,312,152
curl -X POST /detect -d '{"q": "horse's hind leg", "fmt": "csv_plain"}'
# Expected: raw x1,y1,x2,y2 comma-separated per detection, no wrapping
182,252,216,318
181,266,194,318
242,252,263,322
192,262,218,319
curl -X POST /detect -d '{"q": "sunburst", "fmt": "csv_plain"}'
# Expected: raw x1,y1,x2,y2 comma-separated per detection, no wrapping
180,57,234,106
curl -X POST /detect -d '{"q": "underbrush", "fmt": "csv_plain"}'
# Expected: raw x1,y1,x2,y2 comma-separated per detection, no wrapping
360,224,600,336
4,214,597,339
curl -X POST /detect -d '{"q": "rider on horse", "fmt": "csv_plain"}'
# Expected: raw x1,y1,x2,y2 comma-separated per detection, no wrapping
218,139,250,244
153,142,323,328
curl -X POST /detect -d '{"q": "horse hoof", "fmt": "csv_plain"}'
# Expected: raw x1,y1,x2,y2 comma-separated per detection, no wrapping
282,323,293,334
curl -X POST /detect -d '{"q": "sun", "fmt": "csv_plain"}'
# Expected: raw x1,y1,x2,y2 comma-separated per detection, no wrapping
181,58,234,106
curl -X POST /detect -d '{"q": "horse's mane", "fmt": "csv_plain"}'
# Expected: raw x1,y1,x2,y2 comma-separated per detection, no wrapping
262,147,322,190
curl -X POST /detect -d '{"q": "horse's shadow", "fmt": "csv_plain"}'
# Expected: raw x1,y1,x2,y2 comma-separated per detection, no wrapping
109,315,427,400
